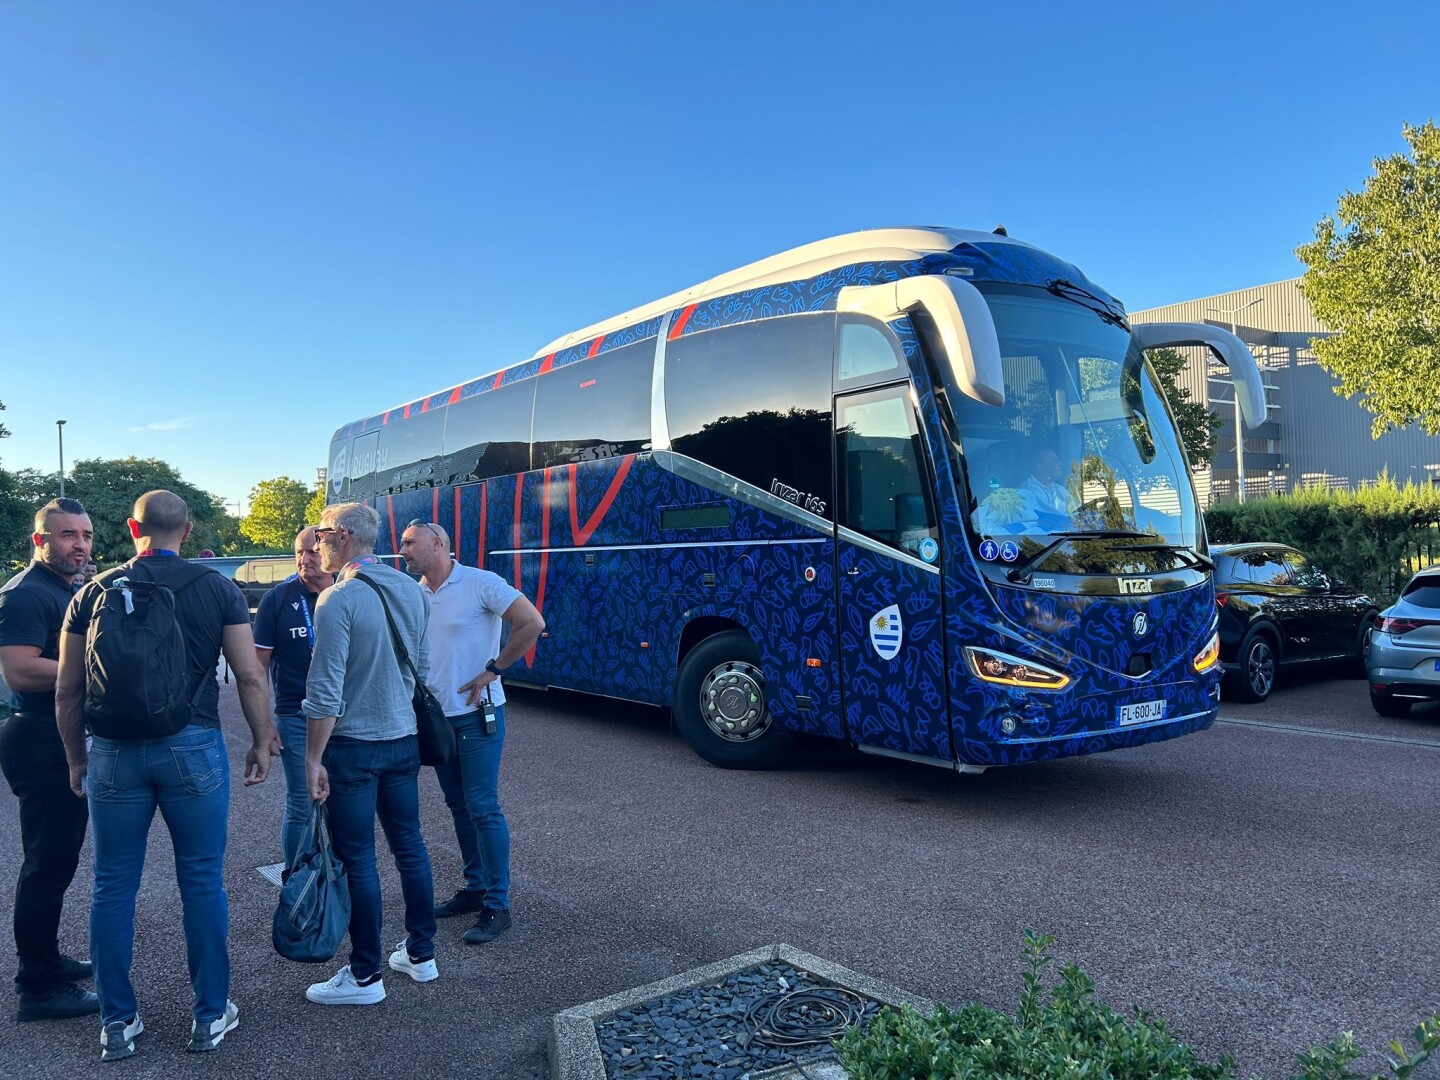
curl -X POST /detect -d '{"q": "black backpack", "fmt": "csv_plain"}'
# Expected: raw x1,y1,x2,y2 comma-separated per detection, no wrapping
84,560,211,740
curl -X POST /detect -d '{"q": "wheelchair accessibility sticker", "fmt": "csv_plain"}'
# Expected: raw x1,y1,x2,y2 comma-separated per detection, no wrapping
870,605,903,661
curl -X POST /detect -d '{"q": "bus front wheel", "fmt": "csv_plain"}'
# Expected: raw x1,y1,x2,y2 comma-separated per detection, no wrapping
674,631,794,769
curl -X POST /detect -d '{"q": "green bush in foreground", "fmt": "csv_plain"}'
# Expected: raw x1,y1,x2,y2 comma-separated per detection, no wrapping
835,931,1439,1080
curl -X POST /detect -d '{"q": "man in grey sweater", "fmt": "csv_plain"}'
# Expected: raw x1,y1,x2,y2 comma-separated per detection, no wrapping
302,502,438,1005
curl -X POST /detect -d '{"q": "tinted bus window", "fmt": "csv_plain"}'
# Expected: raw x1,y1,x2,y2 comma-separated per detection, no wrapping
532,341,652,469
666,314,833,519
441,379,536,482
376,407,447,491
837,319,903,384
346,430,381,499
836,385,937,557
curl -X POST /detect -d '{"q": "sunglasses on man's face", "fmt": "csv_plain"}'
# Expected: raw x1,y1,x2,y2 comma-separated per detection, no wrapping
407,519,441,539
313,527,347,540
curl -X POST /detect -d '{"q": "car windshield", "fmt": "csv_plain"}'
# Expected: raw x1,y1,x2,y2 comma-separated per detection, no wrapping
952,283,1202,566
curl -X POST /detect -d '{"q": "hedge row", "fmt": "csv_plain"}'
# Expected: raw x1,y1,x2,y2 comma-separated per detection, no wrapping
1204,477,1440,604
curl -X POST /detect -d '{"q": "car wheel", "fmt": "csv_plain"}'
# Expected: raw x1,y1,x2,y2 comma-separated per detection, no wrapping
1369,690,1411,719
673,630,794,769
1350,613,1377,677
1227,629,1277,703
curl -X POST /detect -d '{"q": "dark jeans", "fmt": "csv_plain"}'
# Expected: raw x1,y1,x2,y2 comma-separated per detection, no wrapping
0,713,89,996
323,734,435,980
434,706,510,910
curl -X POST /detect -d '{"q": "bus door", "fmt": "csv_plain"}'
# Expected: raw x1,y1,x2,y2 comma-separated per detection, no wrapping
834,385,951,761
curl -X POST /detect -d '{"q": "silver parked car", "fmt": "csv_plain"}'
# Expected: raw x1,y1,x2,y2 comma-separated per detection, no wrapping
1367,566,1440,717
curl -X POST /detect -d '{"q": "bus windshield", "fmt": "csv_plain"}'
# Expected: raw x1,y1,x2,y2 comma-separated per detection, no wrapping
953,283,1202,563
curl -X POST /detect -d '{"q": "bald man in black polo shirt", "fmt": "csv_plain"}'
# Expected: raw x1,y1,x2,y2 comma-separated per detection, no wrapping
0,497,100,1021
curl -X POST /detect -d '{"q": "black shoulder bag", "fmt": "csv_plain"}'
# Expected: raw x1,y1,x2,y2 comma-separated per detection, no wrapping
355,575,456,767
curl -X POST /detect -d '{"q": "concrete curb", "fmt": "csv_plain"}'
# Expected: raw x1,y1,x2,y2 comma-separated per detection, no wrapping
549,944,938,1080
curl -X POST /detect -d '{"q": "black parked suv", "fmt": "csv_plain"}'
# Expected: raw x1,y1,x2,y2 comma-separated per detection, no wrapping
1212,544,1378,703
232,556,297,617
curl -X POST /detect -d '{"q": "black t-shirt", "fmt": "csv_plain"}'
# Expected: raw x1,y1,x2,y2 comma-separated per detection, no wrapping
64,554,250,729
0,562,76,717
253,575,320,715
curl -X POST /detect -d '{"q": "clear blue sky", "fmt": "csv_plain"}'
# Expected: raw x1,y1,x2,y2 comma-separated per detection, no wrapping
2,1,1436,512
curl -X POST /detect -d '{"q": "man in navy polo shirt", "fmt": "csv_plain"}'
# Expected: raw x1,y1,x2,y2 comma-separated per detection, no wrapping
254,526,335,866
0,497,99,1021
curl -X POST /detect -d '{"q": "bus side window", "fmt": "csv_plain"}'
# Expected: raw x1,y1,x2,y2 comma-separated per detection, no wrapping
376,406,446,492
666,313,834,518
532,340,652,469
836,386,938,556
441,379,537,482
836,319,903,386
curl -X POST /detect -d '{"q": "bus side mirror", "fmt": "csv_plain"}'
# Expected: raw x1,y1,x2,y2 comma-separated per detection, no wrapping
838,277,1005,407
1132,322,1268,429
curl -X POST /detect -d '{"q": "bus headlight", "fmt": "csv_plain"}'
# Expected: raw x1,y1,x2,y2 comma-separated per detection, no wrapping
964,647,1070,691
1192,631,1220,673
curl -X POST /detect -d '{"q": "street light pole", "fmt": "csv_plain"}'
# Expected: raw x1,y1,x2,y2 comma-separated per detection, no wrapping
1207,298,1263,502
56,419,67,497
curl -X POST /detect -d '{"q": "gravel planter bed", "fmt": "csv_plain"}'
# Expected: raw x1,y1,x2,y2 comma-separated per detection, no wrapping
593,962,880,1080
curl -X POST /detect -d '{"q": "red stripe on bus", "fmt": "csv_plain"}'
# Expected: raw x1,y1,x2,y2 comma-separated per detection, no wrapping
493,371,505,390
669,305,696,339
453,487,461,560
432,487,440,524
448,386,462,405
587,334,605,358
569,454,635,548
383,410,391,425
387,495,397,555
538,353,555,375
530,469,553,667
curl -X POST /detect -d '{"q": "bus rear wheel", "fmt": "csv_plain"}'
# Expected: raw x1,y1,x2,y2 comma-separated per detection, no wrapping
674,631,794,769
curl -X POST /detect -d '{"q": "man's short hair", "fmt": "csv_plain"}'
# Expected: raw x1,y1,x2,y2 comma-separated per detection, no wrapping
322,502,379,552
34,497,88,534
133,490,190,534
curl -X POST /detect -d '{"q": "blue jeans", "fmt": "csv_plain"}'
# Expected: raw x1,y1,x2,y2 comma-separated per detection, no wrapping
276,714,309,867
323,735,435,979
87,724,230,1026
433,706,509,911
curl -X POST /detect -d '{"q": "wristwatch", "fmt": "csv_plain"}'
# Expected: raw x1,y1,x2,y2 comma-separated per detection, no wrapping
485,659,504,677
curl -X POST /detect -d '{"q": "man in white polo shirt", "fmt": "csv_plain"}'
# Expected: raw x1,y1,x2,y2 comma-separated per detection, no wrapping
399,520,544,945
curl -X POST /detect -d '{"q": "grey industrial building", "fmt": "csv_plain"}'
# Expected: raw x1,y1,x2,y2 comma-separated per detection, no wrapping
1131,279,1440,504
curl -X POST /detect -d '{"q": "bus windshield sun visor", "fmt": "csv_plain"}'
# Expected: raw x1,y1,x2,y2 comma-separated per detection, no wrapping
1131,322,1268,429
837,276,1005,407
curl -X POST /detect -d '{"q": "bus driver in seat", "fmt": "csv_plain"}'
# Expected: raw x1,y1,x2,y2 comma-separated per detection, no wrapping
1022,446,1080,529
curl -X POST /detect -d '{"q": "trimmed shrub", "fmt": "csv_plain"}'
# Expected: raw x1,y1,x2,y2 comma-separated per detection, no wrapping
1205,476,1440,603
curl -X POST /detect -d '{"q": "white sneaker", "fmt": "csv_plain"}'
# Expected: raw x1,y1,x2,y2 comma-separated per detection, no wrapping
305,965,386,1006
187,1000,239,1052
388,940,439,983
99,1014,144,1062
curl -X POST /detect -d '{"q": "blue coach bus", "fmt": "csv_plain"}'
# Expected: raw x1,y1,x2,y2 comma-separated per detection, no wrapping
325,227,1267,772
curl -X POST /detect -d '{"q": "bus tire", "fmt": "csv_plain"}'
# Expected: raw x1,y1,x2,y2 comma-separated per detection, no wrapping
673,631,794,769
1226,627,1277,704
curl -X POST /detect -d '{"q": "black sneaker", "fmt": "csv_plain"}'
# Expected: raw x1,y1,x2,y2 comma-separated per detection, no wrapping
57,955,94,982
462,908,511,945
17,982,101,1022
434,887,487,918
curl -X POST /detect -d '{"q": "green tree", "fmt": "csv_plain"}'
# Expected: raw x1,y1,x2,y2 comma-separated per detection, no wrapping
61,457,230,564
1297,121,1440,435
305,485,327,529
1147,347,1222,466
240,477,313,550
0,400,29,579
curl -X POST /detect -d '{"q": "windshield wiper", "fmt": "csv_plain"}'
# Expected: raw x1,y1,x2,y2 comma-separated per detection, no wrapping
1004,529,1151,583
1109,542,1216,572
1046,278,1130,330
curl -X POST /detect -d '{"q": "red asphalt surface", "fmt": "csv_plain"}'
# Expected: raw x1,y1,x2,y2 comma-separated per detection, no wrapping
2,669,1437,1078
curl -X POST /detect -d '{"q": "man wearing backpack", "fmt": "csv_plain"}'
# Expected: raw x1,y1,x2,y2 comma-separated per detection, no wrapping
54,490,279,1062
0,497,99,1022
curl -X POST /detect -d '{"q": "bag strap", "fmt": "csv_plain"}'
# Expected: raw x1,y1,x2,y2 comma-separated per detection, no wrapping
354,574,424,687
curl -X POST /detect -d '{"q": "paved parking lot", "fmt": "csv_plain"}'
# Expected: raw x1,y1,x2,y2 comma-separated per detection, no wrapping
2,669,1437,1078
